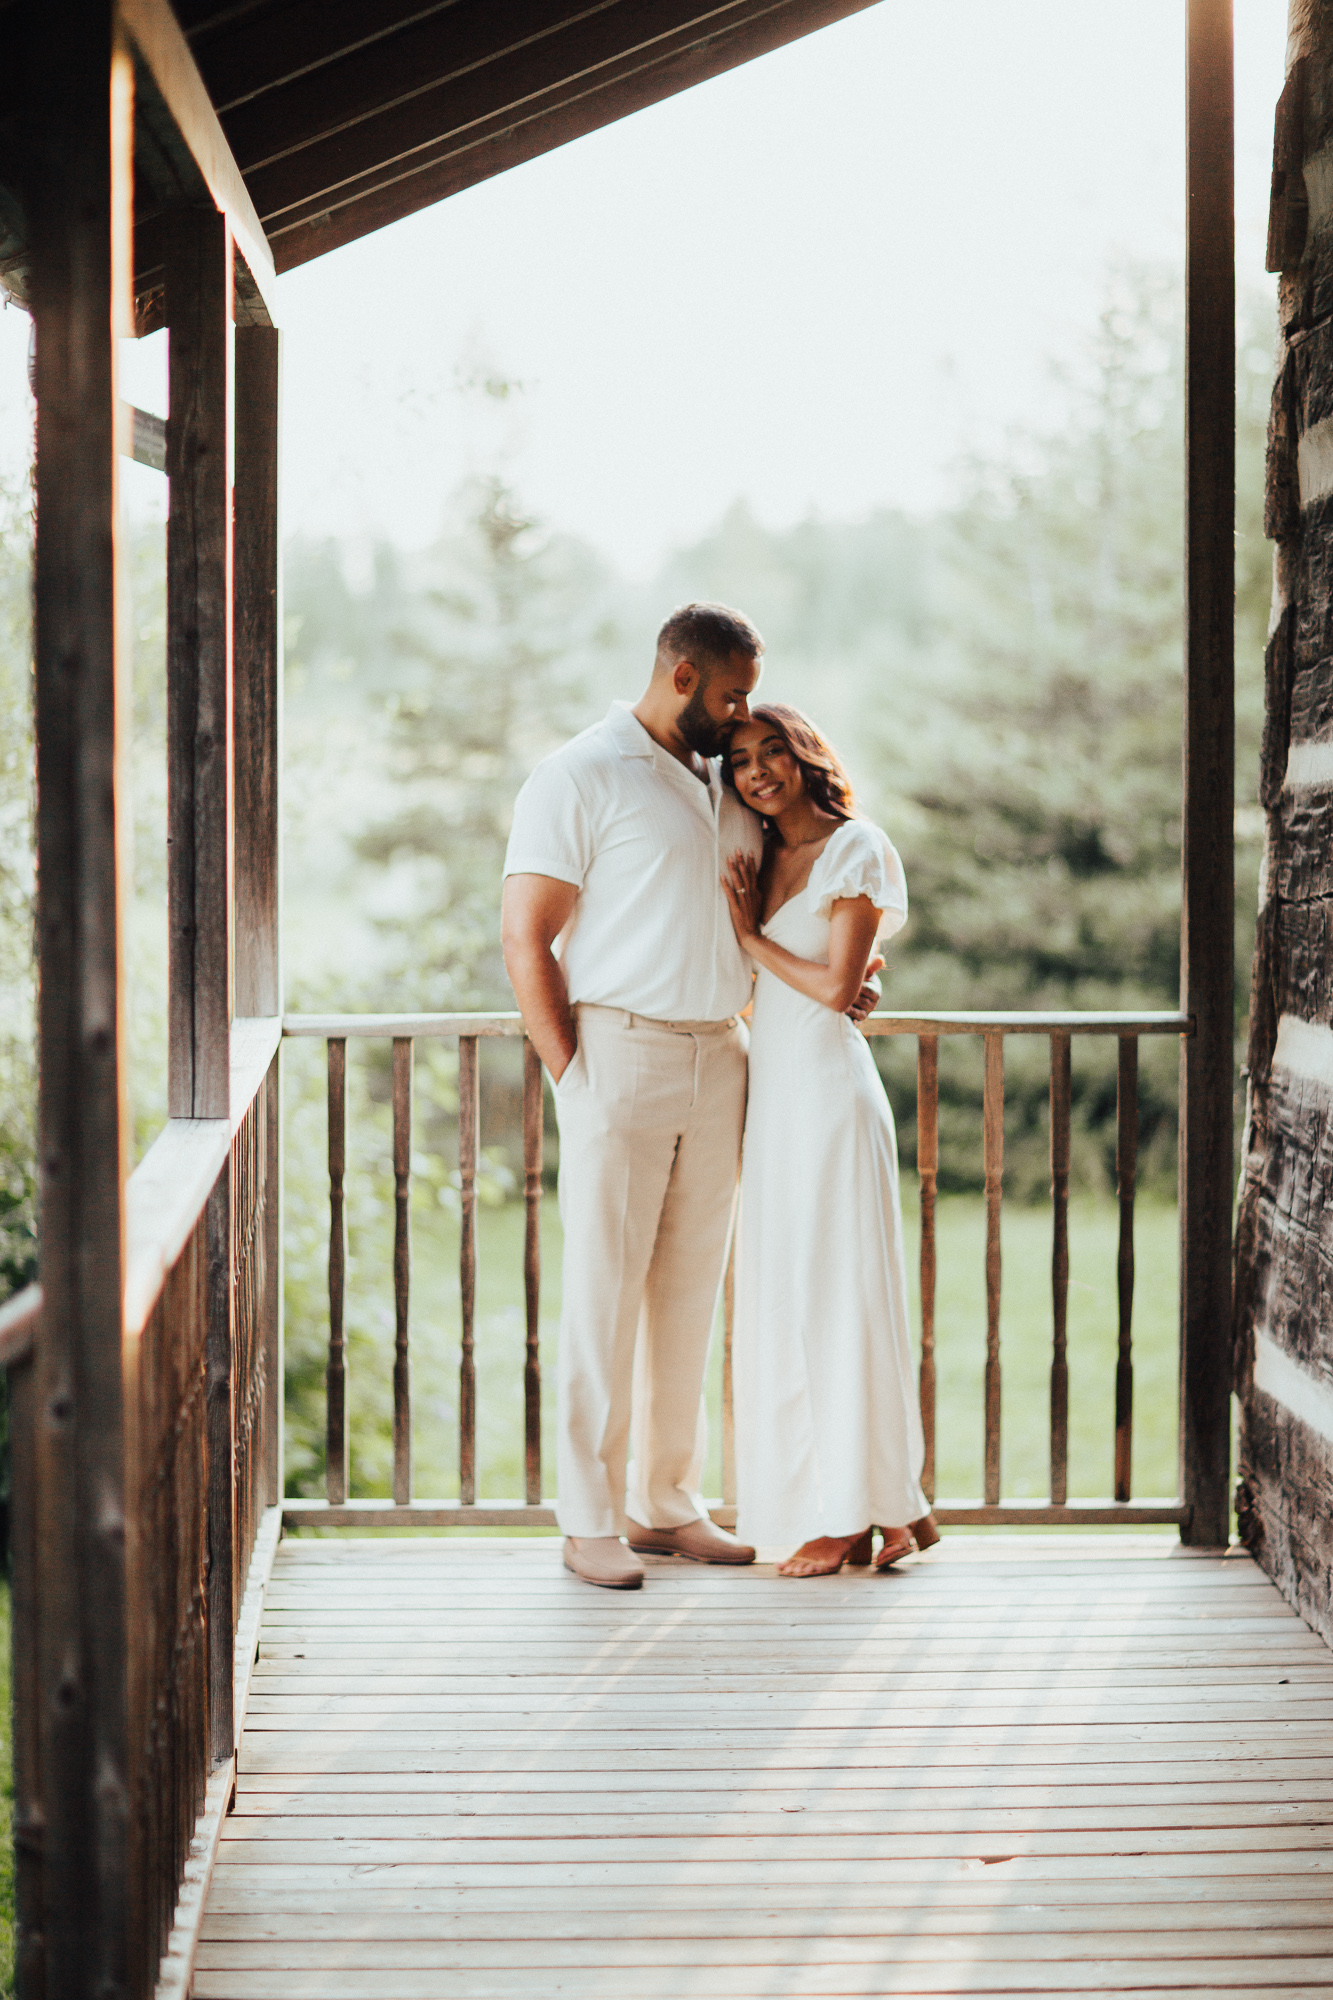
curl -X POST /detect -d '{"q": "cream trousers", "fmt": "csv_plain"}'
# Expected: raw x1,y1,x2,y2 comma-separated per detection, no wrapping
552,1003,748,1538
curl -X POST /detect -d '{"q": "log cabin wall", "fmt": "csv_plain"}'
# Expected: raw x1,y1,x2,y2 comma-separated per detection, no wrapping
1235,0,1333,1641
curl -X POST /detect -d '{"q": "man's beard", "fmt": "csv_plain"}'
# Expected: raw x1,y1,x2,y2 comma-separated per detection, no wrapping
678,683,729,757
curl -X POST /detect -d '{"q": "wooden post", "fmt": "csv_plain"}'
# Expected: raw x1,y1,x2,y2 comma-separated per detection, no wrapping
391,1038,413,1507
916,1036,939,1503
167,205,233,1120
233,320,281,1019
1180,0,1235,1548
26,14,135,1990
204,1171,234,1766
1049,1033,1071,1506
722,1231,737,1514
326,1040,348,1504
9,1351,42,2000
458,1037,480,1507
262,1053,282,1506
982,1033,1004,1506
1116,1037,1139,1502
522,1040,544,1507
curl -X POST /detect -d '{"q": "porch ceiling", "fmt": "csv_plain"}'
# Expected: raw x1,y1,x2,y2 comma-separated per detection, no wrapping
173,0,882,273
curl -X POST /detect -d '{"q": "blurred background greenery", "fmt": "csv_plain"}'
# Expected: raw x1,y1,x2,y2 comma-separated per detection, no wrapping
0,264,1272,1518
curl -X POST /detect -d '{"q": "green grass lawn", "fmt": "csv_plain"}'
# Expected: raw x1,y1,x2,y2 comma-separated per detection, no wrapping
324,1190,1180,1511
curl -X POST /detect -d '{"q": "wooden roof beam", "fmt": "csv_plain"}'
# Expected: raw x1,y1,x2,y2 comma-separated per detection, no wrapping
248,0,877,271
118,0,277,321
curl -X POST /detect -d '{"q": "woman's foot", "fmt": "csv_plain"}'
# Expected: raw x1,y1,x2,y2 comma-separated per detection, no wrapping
778,1528,873,1576
873,1526,914,1570
910,1512,941,1551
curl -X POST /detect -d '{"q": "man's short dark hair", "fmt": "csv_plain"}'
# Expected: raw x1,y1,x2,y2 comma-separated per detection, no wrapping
656,602,764,676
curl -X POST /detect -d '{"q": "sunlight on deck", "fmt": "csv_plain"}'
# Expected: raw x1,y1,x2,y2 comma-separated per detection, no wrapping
195,1535,1333,1997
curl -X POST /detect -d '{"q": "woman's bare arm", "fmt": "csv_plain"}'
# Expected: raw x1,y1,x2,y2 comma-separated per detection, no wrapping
722,853,883,1014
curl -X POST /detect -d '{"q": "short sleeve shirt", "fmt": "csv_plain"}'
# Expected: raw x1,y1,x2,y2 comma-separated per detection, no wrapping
503,702,764,1020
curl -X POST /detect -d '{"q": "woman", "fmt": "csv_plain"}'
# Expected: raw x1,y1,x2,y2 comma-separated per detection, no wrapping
721,704,938,1576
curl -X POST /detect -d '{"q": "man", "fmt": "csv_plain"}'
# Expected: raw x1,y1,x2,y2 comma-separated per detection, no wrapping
501,603,873,1588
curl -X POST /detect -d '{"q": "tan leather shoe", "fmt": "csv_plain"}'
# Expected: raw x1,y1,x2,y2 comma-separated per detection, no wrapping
626,1517,756,1564
563,1536,644,1589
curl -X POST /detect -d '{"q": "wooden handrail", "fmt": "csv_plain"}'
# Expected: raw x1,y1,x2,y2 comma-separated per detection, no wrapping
125,1017,281,1339
285,1008,1192,1039
0,1282,41,1368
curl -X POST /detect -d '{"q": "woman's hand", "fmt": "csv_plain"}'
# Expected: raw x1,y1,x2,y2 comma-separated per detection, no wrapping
722,851,764,949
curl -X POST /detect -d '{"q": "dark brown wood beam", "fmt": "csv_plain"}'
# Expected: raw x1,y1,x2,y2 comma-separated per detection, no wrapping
225,0,709,173
258,0,878,271
1179,0,1235,1548
24,6,135,1989
167,208,234,1121
189,0,461,116
232,320,282,1019
120,0,277,319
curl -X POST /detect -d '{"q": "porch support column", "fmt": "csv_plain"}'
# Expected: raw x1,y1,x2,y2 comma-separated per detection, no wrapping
166,207,236,1760
26,9,135,1991
166,206,233,1121
233,316,284,1505
1180,0,1235,1548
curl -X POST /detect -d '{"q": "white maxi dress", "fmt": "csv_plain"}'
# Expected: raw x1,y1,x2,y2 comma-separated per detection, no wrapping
733,817,928,1550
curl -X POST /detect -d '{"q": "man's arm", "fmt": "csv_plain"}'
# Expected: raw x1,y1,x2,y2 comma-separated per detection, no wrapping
501,873,581,1080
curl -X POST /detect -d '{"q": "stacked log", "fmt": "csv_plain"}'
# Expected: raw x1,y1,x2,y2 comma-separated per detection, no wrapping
1235,7,1333,1641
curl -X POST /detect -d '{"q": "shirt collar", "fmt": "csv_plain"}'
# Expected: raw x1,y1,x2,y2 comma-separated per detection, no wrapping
607,700,721,813
606,702,656,760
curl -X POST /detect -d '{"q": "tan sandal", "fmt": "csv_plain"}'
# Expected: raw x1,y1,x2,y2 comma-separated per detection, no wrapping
873,1526,914,1570
910,1512,941,1551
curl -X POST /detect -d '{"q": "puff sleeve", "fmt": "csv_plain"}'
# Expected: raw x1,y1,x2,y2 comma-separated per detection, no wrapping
811,820,908,939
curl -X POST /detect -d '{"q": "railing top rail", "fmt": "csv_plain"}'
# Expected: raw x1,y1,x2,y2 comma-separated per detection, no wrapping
863,1010,1192,1037
124,1014,283,1339
0,1282,40,1369
284,1012,526,1038
284,1008,1192,1040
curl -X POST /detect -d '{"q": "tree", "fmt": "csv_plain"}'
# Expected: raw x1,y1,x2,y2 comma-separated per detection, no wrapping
872,268,1272,1195
352,474,621,1009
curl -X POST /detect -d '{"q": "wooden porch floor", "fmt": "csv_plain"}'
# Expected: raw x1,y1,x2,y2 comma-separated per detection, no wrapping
195,1534,1333,1998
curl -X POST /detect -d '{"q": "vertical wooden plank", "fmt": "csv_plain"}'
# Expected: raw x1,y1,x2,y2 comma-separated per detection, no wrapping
1116,1036,1140,1503
26,16,135,1990
458,1036,479,1508
722,1232,737,1512
166,205,234,1119
10,1349,43,2000
916,1036,939,1504
262,1051,282,1506
522,1040,544,1507
232,321,281,1019
392,1038,413,1508
1049,1032,1071,1507
326,1040,348,1506
983,1032,1004,1507
1181,0,1235,1547
204,1169,234,1767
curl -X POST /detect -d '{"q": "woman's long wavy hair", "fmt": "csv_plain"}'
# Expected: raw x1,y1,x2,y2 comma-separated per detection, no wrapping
722,702,858,830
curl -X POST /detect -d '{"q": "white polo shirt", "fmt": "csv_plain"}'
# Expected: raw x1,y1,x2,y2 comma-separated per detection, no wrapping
503,702,763,1021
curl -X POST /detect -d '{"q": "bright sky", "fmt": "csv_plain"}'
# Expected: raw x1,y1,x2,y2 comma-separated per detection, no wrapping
0,0,1290,574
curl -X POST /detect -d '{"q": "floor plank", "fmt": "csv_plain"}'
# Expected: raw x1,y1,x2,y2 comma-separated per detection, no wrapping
198,1538,1333,1996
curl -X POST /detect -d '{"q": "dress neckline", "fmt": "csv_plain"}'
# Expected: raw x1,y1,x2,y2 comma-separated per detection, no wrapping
760,821,852,928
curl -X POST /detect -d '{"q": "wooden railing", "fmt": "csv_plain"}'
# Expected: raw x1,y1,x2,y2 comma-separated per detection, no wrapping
3,1020,284,1999
282,1006,1190,1533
